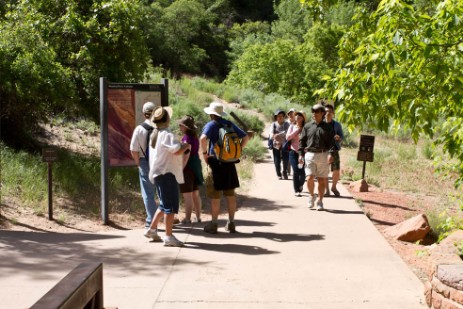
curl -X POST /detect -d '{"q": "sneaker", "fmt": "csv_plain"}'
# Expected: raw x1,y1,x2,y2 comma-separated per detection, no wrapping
181,218,192,224
308,195,316,209
194,217,202,223
316,201,324,211
325,189,331,196
283,173,288,180
144,229,161,241
163,235,184,247
331,187,340,197
204,222,218,234
225,221,236,233
278,176,283,180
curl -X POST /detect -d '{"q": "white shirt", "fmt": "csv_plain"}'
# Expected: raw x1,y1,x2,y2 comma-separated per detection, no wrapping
129,119,153,156
148,128,185,184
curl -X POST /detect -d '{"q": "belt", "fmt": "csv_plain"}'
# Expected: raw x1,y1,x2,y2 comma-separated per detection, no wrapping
306,148,327,153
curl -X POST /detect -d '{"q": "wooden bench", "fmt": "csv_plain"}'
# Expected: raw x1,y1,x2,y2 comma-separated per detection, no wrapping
29,262,114,309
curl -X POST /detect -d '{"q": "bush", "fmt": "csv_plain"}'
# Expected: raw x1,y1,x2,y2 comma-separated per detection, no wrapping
242,136,268,162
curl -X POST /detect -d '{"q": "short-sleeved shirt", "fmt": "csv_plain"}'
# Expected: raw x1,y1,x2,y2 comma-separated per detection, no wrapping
181,134,200,156
202,118,247,156
299,120,335,156
148,128,184,184
130,119,153,157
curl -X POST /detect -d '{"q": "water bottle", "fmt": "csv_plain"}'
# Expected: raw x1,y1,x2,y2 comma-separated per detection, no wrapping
298,162,304,169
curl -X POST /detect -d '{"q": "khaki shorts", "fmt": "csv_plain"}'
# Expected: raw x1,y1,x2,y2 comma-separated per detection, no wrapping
304,152,330,178
205,170,235,199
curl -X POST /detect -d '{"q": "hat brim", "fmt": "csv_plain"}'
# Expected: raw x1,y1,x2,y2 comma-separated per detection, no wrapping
204,107,227,117
177,121,198,130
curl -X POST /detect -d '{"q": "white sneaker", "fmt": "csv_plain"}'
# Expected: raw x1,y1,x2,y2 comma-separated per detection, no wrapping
308,195,316,208
144,229,161,241
316,201,324,211
163,235,184,247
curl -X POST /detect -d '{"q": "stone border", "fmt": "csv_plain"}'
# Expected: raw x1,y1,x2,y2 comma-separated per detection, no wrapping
425,230,463,309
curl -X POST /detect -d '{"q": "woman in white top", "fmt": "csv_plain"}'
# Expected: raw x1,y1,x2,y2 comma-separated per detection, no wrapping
144,106,191,247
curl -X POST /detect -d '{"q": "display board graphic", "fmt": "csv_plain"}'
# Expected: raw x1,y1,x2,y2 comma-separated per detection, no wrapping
107,83,166,167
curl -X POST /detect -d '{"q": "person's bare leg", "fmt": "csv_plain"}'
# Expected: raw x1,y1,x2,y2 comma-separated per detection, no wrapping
332,170,340,190
164,213,174,236
192,190,202,220
318,177,327,202
225,195,236,221
182,192,193,221
149,209,164,230
306,175,315,196
210,198,220,221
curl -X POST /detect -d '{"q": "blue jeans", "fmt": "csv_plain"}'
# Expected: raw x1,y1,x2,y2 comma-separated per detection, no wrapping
272,148,289,177
138,158,157,227
289,150,306,193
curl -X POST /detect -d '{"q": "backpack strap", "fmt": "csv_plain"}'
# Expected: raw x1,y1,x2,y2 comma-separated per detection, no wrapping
140,122,153,159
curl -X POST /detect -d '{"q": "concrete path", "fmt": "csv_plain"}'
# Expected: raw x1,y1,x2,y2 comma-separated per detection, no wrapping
0,150,427,309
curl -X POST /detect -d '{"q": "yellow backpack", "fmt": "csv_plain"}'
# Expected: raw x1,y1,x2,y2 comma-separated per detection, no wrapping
213,121,242,163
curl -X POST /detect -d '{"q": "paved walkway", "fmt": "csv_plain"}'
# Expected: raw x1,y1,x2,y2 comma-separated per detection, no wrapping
0,150,427,309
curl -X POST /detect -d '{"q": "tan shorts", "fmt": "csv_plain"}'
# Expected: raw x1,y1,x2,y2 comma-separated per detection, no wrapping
205,170,235,199
304,152,330,178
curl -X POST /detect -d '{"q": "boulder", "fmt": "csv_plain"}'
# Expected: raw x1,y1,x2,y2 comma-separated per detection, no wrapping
384,213,431,242
349,179,368,192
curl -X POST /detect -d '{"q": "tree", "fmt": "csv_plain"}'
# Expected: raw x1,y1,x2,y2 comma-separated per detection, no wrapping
316,0,463,186
1,0,151,148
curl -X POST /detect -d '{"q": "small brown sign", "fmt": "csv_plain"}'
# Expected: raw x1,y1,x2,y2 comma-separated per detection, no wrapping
42,148,58,162
357,135,375,162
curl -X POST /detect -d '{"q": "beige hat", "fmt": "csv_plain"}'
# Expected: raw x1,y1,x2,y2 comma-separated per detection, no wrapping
295,110,307,122
143,102,156,114
287,108,296,115
151,106,173,123
204,102,227,117
177,115,197,131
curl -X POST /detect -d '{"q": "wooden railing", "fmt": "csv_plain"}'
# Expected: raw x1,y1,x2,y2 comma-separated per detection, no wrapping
30,262,106,309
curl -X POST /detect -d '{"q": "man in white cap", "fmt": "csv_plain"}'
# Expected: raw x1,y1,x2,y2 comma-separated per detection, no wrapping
130,102,157,231
200,102,249,234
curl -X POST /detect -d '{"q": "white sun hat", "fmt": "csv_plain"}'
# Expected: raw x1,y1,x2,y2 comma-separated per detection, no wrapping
203,102,228,117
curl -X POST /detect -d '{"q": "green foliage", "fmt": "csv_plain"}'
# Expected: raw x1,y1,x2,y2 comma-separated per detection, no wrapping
1,0,150,147
272,0,313,42
317,0,463,187
242,136,268,162
430,211,463,242
455,240,463,259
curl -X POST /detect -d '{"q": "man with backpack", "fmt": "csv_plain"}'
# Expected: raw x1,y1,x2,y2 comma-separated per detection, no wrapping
130,101,157,231
200,102,249,234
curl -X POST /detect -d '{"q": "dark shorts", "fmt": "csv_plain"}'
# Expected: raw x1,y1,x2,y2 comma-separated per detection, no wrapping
179,167,199,193
331,151,341,171
154,173,179,214
205,158,238,199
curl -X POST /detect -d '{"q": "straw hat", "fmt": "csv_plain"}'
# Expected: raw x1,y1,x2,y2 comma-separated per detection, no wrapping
295,110,307,122
151,106,173,123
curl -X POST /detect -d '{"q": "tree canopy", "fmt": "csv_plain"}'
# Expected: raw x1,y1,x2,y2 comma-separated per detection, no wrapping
316,0,463,186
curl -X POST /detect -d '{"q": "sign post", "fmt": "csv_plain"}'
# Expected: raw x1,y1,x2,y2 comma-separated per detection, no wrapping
357,135,375,179
42,148,58,220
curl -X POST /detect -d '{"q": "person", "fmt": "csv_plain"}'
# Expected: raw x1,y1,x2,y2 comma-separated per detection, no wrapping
286,108,296,176
324,104,344,197
270,109,290,180
130,102,157,230
144,106,191,247
287,108,296,124
298,103,335,211
178,115,204,224
200,102,249,234
286,111,306,196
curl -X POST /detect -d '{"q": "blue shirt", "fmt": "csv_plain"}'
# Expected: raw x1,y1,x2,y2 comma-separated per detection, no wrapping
202,118,247,156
